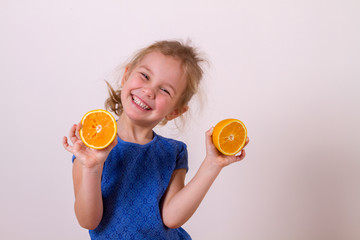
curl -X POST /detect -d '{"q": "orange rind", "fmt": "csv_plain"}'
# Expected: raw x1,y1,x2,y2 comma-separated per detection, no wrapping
212,119,247,155
79,109,117,149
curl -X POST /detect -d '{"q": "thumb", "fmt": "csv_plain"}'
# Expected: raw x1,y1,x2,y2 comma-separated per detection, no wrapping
205,127,215,150
109,136,118,149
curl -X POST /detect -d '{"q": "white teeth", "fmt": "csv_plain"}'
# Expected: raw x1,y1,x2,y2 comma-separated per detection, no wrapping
133,96,150,110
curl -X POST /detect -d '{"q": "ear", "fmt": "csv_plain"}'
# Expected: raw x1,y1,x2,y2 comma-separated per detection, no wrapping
120,65,130,88
165,106,189,121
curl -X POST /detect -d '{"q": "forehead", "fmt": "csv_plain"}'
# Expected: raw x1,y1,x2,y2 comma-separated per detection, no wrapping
138,51,186,87
139,51,182,72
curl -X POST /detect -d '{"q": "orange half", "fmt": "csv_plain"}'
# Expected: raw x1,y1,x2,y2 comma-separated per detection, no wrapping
79,109,117,150
212,119,247,155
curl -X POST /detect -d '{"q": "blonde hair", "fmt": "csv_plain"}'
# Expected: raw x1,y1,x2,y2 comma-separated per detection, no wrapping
105,40,206,125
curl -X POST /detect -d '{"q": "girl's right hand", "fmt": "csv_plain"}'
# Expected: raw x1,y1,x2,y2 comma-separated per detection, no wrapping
62,123,118,169
204,127,249,169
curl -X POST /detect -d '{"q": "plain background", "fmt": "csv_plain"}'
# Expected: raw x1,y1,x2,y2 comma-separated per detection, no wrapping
1,0,359,239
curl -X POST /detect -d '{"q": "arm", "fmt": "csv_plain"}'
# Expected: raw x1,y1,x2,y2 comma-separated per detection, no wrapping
72,159,104,230
161,128,249,229
63,123,117,229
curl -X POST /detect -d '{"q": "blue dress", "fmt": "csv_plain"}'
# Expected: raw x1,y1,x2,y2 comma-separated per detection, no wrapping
73,132,192,240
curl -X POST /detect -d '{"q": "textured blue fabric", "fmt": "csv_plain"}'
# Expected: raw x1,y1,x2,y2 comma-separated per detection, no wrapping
73,132,191,240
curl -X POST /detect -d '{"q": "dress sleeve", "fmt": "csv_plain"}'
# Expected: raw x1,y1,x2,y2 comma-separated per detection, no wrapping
175,142,189,172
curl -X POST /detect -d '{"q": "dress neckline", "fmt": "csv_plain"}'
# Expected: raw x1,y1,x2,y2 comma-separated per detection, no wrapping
116,131,158,147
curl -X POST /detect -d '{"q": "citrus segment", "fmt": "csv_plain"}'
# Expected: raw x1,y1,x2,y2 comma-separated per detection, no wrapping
212,119,247,156
80,109,117,149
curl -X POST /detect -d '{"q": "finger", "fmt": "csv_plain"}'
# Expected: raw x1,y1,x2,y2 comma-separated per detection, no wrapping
243,137,250,147
75,122,82,139
62,136,74,153
62,136,68,148
206,127,214,136
107,136,118,149
238,149,246,161
112,136,118,147
69,124,78,143
205,127,215,150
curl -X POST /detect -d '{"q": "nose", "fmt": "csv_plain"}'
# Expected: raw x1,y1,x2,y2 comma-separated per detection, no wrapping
142,86,155,99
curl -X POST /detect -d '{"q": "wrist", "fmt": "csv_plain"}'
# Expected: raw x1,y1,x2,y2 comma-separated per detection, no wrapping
82,163,104,175
203,156,223,174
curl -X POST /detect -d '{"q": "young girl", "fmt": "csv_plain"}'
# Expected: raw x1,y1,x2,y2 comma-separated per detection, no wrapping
63,40,249,240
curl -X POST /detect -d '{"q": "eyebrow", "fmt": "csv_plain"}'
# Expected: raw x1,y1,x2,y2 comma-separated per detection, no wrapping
139,65,153,75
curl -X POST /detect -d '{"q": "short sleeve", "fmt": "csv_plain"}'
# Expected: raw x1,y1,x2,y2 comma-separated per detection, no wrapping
175,142,189,172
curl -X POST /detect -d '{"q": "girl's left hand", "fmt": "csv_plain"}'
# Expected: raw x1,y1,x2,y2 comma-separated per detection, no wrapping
205,127,250,169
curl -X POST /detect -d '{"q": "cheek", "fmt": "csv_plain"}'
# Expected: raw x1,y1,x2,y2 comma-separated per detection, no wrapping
156,96,177,111
120,90,127,107
120,84,132,102
121,78,140,95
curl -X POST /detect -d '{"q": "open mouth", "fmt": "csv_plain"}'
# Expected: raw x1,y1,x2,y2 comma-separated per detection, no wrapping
132,95,151,110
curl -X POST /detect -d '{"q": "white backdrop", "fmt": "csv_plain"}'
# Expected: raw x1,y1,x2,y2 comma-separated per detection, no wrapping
1,0,360,239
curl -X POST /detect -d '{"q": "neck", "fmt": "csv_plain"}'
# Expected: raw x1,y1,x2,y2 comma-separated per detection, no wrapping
117,114,155,145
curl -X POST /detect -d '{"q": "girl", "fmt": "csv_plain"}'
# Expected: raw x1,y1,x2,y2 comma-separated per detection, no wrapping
63,40,249,240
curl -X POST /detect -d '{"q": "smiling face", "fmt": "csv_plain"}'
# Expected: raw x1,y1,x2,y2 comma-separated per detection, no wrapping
120,51,188,127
